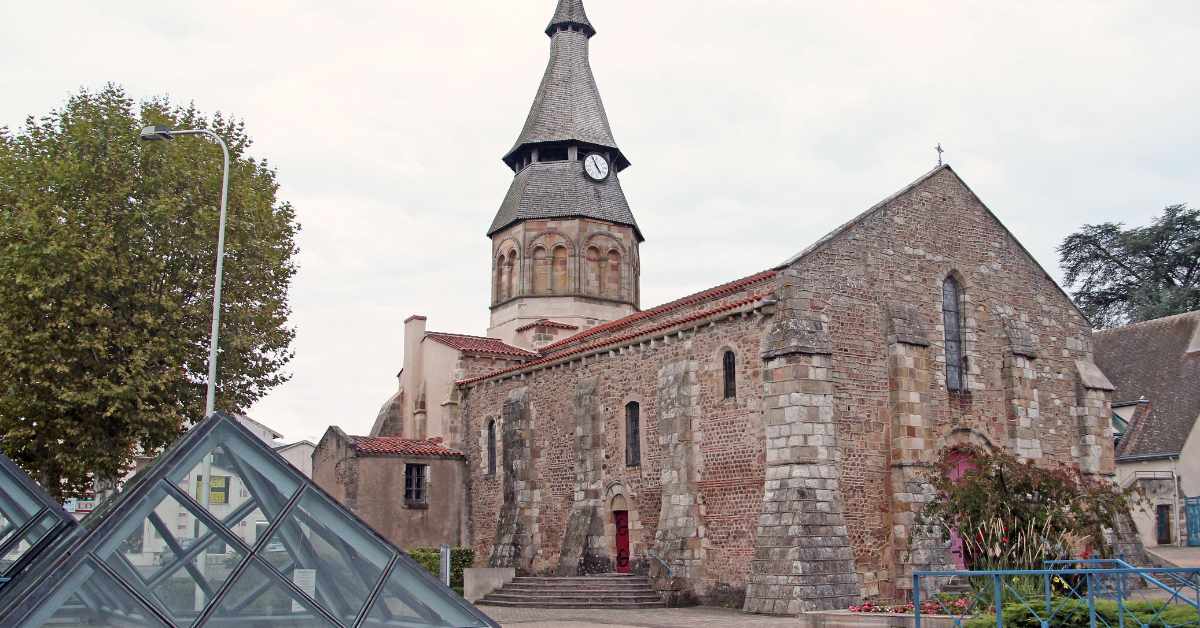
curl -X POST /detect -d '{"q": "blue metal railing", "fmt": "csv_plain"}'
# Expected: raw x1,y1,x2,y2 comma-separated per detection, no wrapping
913,562,1200,627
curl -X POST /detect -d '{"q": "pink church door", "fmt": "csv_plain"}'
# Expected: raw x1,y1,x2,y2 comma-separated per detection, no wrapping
614,511,630,573
945,451,977,569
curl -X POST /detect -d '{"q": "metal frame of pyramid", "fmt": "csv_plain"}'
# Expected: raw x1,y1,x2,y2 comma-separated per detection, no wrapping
0,412,499,627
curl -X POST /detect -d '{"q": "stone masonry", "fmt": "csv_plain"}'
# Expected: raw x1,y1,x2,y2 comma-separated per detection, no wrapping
490,388,542,572
652,359,709,598
557,377,612,575
744,293,860,614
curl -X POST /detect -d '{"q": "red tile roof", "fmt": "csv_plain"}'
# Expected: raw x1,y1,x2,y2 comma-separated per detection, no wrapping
515,319,580,333
425,332,536,358
350,436,465,458
459,291,772,386
539,270,777,354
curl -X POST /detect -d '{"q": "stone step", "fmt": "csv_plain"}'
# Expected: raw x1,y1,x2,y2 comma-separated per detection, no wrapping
477,598,666,609
483,593,663,604
502,581,653,590
512,576,650,585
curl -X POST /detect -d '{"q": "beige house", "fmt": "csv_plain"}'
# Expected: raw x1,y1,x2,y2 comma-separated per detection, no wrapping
1094,311,1200,549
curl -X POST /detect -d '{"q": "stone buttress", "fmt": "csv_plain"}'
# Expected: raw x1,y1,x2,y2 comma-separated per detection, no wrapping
557,377,612,574
489,388,542,571
744,286,860,614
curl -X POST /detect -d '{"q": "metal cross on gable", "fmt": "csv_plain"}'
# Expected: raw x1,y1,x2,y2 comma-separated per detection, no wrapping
936,143,945,167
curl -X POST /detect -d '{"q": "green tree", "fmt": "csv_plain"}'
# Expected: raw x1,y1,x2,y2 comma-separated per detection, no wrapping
0,84,298,498
1058,204,1200,328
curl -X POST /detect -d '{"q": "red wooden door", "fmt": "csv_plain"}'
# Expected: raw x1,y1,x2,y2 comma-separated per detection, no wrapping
614,511,630,573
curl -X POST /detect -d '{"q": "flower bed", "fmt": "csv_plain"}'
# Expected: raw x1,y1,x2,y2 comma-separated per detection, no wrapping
849,597,973,616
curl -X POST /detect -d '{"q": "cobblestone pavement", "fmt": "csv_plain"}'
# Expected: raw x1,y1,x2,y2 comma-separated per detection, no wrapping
481,606,802,628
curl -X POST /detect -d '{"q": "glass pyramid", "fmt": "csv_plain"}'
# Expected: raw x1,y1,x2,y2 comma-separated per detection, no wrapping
0,413,497,628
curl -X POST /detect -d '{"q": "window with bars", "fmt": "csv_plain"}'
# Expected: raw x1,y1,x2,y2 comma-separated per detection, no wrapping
404,464,428,507
942,276,965,391
625,402,640,467
723,350,737,400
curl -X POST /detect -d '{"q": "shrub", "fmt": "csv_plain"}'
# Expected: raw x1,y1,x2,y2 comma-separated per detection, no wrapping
408,547,475,593
964,598,1200,628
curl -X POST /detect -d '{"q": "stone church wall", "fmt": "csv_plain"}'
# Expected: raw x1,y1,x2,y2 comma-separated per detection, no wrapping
761,167,1112,604
462,295,772,602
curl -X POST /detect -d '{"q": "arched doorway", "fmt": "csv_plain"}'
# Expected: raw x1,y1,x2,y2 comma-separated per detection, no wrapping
611,494,630,573
945,449,978,569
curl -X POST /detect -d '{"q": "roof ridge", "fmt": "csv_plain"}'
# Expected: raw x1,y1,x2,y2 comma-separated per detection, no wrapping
538,270,776,353
1094,310,1200,336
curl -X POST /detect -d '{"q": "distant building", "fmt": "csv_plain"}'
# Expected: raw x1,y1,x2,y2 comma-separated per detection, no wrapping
1094,310,1200,549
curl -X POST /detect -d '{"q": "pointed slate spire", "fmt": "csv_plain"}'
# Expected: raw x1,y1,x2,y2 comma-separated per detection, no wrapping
502,0,628,172
546,0,595,37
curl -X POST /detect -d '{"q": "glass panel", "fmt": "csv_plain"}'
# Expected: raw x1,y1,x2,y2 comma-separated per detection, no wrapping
19,560,168,628
210,558,336,628
151,531,247,625
171,422,300,529
102,489,214,582
0,511,58,575
363,557,489,628
263,489,393,622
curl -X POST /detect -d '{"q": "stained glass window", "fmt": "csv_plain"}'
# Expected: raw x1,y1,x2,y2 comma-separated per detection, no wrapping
625,402,641,467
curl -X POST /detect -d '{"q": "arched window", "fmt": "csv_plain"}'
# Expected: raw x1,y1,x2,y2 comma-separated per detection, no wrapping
605,250,621,298
496,254,506,302
532,247,550,294
552,246,569,293
943,276,965,391
586,247,602,295
487,419,497,476
723,350,737,399
625,402,640,467
504,253,516,300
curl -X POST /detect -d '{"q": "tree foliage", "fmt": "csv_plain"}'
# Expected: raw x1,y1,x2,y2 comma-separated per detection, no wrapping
920,447,1137,568
0,84,298,498
1058,204,1200,328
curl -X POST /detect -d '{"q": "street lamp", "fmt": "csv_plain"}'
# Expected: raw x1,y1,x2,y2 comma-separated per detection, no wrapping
140,124,230,417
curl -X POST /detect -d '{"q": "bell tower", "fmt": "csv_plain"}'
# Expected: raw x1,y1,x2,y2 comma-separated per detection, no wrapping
487,0,642,348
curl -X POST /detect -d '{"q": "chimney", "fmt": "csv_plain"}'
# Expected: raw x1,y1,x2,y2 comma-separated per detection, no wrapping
402,315,427,389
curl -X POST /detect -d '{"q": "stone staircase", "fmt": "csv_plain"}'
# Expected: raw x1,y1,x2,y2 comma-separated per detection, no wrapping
477,573,665,609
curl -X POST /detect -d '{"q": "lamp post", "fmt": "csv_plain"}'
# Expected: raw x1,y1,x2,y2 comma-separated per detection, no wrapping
140,125,230,417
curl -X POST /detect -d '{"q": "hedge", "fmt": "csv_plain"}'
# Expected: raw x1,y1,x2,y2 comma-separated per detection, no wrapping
964,598,1200,628
408,547,475,594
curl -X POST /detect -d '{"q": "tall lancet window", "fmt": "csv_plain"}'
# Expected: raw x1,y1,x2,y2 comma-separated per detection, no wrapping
625,402,640,467
605,250,621,298
723,350,737,400
487,419,497,476
942,276,965,391
505,253,517,299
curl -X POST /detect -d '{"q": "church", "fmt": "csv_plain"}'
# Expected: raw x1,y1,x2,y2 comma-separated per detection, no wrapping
314,0,1118,615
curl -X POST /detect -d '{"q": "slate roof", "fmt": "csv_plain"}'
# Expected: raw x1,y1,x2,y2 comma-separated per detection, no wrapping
503,12,628,170
349,436,465,459
1093,311,1200,459
546,0,595,37
426,332,537,358
488,160,641,239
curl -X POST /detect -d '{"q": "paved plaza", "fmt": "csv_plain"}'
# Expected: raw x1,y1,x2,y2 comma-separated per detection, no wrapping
482,606,803,628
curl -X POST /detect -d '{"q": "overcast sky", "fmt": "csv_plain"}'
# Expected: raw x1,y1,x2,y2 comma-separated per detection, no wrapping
3,1,1198,443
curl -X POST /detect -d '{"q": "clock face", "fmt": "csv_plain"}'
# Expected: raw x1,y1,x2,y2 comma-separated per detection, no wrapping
583,153,610,181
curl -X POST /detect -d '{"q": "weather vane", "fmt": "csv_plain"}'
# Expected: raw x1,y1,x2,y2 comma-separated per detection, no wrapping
936,143,944,167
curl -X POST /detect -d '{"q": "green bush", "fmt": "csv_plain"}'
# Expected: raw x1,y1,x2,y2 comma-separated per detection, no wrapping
408,547,475,592
964,597,1200,627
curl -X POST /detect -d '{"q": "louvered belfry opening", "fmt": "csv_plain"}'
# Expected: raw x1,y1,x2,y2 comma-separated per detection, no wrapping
0,413,498,628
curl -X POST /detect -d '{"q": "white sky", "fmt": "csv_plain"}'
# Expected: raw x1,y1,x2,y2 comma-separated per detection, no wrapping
3,1,1198,443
